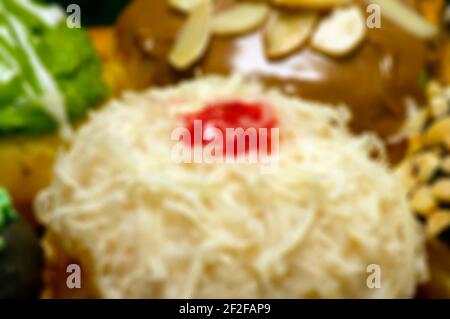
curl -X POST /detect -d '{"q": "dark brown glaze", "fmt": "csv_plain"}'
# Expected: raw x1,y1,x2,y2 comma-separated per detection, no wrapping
116,0,435,162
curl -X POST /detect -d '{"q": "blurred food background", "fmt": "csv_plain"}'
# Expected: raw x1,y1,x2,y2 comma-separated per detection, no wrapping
0,0,449,298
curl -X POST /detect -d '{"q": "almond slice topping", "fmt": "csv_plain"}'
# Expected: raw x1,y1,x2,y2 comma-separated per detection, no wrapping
265,11,318,59
169,0,212,70
212,2,270,36
311,6,367,57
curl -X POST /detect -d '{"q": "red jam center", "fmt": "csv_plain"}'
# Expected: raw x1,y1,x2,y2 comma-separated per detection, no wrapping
183,101,278,156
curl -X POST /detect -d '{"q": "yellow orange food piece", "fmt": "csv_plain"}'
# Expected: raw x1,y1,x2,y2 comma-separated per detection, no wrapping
0,136,59,209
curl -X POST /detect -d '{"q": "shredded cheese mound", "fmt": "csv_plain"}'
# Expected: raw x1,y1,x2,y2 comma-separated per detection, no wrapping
35,75,427,298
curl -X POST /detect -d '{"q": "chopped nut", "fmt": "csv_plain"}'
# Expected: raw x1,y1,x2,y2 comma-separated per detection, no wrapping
397,161,418,191
411,187,437,215
430,96,449,118
413,151,440,183
424,117,450,150
427,211,450,239
432,179,450,202
264,11,317,59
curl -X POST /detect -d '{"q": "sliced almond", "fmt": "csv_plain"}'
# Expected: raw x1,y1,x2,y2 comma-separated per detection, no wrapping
168,0,203,13
311,6,367,57
264,11,317,59
212,3,270,36
368,0,438,39
413,151,440,183
169,0,212,70
272,0,351,9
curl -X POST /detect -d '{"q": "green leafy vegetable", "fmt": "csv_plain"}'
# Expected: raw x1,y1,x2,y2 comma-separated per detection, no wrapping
0,0,108,137
0,187,16,251
0,188,16,229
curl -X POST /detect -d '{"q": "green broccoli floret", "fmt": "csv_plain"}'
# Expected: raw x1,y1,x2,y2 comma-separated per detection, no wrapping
0,0,108,137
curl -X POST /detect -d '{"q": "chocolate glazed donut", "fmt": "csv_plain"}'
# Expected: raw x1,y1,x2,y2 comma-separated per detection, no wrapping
115,0,437,162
